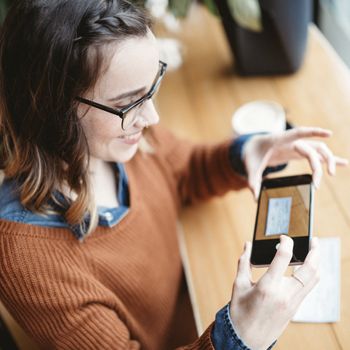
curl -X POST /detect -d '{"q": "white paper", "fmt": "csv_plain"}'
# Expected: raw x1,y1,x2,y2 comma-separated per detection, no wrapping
265,197,292,236
292,237,340,323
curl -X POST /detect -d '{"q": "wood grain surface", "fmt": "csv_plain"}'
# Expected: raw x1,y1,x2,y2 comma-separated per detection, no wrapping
156,5,350,349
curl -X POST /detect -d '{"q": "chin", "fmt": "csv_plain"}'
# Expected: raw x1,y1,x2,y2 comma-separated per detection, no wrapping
113,144,139,163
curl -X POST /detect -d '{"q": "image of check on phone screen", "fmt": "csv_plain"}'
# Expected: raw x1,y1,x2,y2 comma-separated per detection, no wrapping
251,174,314,266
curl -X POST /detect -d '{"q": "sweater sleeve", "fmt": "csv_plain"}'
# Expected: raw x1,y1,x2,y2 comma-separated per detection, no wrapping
148,125,248,206
0,245,138,349
176,324,215,350
0,234,216,350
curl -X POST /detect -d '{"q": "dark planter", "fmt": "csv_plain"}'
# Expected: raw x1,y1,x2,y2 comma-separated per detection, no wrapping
214,0,313,75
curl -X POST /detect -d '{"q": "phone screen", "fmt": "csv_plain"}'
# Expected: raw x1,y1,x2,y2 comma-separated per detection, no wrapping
251,175,313,266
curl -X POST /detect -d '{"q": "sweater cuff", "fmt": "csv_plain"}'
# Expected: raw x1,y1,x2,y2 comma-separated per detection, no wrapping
229,134,288,177
211,303,277,350
176,323,215,349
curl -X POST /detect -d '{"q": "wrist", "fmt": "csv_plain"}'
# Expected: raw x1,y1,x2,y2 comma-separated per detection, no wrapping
212,303,253,349
229,133,260,177
230,304,277,350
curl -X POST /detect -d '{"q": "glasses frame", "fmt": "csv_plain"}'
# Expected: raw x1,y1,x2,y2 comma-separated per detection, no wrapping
76,60,167,130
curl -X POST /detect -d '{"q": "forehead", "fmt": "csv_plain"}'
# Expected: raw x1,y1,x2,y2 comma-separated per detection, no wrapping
96,31,160,96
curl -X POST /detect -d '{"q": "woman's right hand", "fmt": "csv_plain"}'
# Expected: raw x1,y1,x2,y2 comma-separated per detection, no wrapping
230,236,320,350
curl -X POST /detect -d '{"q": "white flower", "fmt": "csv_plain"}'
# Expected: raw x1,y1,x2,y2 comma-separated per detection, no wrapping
228,0,263,32
157,38,183,71
145,0,169,18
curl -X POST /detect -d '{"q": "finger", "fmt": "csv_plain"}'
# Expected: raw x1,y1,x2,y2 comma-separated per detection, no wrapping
300,237,320,274
309,141,336,175
263,235,293,281
248,175,262,201
335,156,349,166
254,182,261,201
294,141,323,189
247,164,264,201
290,237,320,296
281,127,332,143
235,242,253,290
248,185,260,202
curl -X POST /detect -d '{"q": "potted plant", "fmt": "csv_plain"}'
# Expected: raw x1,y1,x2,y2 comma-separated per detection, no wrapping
139,0,313,76
214,0,313,75
1,0,313,75
0,0,10,24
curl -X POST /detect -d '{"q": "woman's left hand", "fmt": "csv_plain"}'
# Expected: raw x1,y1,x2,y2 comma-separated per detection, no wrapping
243,127,348,199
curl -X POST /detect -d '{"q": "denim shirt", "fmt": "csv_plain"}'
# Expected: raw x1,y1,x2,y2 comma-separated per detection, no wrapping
0,163,130,241
0,135,281,349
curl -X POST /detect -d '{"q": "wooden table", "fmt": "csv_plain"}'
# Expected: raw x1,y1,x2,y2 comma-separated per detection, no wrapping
156,5,350,350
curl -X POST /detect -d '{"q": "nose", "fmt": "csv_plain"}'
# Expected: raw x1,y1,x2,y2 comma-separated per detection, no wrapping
136,99,160,127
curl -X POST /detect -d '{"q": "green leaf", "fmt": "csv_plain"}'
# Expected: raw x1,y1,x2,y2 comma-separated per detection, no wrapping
202,0,219,16
0,0,10,24
168,0,193,18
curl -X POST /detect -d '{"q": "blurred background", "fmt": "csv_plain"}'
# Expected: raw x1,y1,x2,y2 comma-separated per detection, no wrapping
1,1,350,349
317,0,350,67
1,0,350,68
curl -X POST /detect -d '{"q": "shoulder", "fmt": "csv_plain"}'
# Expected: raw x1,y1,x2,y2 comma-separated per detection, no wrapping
0,178,26,221
0,179,68,227
0,226,86,298
0,227,107,349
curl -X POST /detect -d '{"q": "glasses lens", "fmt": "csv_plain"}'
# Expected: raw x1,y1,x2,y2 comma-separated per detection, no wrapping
122,102,145,130
121,62,166,130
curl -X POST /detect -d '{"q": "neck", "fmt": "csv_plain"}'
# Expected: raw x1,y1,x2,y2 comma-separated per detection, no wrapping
89,157,119,208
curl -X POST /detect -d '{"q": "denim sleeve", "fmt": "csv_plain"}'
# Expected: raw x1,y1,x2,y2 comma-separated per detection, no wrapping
211,303,277,350
229,134,287,177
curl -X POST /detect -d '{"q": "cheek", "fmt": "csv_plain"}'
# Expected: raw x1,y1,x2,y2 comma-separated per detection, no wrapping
81,112,122,144
80,112,138,162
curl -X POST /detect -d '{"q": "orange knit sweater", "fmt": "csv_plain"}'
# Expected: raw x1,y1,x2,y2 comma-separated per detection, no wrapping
0,126,246,349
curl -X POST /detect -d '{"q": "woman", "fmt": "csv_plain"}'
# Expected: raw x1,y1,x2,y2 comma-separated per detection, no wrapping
0,1,347,349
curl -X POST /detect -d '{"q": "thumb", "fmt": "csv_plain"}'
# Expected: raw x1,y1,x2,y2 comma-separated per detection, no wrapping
253,179,261,200
234,242,253,291
248,174,262,200
246,155,267,201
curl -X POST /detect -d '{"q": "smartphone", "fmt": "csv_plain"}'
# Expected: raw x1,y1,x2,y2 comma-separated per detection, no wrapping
251,174,314,266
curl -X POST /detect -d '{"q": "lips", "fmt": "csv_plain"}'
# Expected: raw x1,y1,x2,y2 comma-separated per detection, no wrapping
117,130,142,145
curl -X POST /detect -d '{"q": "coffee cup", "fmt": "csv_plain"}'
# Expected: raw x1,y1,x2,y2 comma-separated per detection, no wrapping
232,100,286,136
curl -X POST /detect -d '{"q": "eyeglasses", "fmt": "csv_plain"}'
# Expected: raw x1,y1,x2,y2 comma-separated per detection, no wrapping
76,60,167,130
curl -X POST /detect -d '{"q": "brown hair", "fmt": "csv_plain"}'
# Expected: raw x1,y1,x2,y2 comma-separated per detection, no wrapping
0,0,151,235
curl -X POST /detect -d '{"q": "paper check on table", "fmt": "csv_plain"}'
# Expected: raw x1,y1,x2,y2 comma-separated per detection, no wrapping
292,237,340,323
265,197,292,236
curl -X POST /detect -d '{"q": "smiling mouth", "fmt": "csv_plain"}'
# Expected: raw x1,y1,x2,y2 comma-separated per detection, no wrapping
117,130,142,144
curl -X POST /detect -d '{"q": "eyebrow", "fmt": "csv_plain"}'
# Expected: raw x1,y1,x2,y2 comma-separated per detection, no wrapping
107,87,147,102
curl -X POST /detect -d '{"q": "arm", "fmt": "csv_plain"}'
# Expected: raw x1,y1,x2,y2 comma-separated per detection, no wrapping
148,125,247,206
0,255,140,349
148,125,348,206
0,235,216,350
